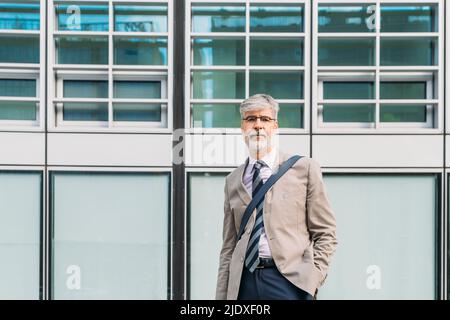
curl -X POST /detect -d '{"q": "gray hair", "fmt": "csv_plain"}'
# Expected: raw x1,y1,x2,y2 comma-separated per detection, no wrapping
240,94,279,119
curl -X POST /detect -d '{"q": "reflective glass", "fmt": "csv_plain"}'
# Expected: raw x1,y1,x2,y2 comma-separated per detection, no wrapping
323,104,375,123
250,72,303,99
114,81,161,99
380,82,427,99
381,38,436,66
113,104,161,122
62,102,108,121
0,172,41,299
0,79,36,97
0,35,39,63
250,5,303,32
0,2,40,30
319,38,375,66
192,71,245,99
192,6,245,33
250,38,303,66
56,37,108,65
114,5,167,32
380,105,427,122
192,104,240,128
56,4,109,31
193,38,245,66
318,4,376,32
278,104,303,128
0,101,36,121
381,6,436,32
323,82,374,99
51,172,170,299
63,80,108,98
114,37,167,65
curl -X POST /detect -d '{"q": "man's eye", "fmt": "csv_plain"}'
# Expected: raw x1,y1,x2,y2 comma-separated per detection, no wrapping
261,117,270,122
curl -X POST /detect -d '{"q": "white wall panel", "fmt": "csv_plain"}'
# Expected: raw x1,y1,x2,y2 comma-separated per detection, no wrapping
0,133,45,165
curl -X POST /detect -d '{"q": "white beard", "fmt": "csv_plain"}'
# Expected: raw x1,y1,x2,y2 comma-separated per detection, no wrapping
244,129,279,158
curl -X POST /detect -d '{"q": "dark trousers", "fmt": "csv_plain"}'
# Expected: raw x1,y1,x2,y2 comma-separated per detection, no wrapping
238,265,314,300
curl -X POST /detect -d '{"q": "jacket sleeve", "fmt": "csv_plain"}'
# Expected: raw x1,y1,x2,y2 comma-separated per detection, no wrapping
306,158,338,286
215,177,237,299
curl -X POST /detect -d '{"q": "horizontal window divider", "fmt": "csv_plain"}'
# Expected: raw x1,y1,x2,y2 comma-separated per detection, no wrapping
379,72,435,79
249,66,305,70
318,73,376,81
190,66,246,70
48,126,172,133
316,0,439,3
0,97,38,102
0,120,39,127
317,66,377,71
0,63,40,70
380,100,439,104
380,32,439,38
379,66,439,71
112,99,168,104
0,70,39,78
54,31,109,37
112,71,168,79
318,33,376,38
318,100,376,104
54,64,109,70
112,32,169,37
315,127,441,134
55,70,109,78
190,99,243,104
191,32,247,38
53,98,109,103
112,66,168,71
0,30,40,35
54,0,111,3
249,33,305,38
190,0,246,3
112,121,165,128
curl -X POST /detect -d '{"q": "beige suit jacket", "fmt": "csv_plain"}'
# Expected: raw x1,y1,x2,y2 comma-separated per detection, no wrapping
216,150,338,299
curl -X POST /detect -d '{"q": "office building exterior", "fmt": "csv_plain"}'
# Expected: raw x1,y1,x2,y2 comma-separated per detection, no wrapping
0,0,447,299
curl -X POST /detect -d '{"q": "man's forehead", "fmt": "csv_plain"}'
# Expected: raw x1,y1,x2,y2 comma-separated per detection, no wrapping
243,108,273,114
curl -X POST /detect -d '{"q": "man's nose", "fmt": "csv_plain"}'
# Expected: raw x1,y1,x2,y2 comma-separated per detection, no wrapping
253,118,264,129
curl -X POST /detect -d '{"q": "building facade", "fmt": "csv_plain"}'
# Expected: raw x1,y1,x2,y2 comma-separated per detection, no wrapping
0,0,447,299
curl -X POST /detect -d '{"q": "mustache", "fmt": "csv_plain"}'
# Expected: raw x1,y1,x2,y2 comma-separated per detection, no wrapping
246,130,267,138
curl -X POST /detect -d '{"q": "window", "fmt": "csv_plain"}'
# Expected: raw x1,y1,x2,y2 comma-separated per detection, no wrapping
0,1,44,128
319,174,437,299
187,1,308,129
49,1,172,131
188,172,228,299
314,1,442,131
0,171,42,299
50,172,170,299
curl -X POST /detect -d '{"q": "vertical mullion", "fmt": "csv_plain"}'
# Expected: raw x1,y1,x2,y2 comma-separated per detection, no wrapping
108,1,113,128
245,0,250,98
375,0,381,129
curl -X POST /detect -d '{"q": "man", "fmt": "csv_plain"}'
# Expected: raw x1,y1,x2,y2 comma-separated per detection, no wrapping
216,94,337,300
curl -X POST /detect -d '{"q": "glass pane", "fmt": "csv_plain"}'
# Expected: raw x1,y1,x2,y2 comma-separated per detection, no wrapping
0,2,40,30
51,173,170,299
192,104,240,128
0,79,36,97
250,38,303,66
192,6,245,32
319,175,436,299
63,80,108,98
380,82,427,99
0,101,36,121
114,5,167,32
318,4,376,33
192,71,245,99
319,38,375,66
56,37,108,65
381,105,427,122
278,104,303,128
323,104,375,123
381,6,437,32
0,172,41,299
250,5,303,32
193,38,245,66
56,4,108,31
113,104,161,122
0,35,39,63
114,81,161,99
381,38,436,66
189,173,227,299
62,102,108,121
114,37,167,65
250,71,303,99
323,82,374,99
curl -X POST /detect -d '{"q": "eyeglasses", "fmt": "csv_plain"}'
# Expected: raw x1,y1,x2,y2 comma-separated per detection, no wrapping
242,116,277,124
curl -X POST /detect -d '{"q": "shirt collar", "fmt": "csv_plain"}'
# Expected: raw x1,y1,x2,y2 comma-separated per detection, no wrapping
248,147,277,171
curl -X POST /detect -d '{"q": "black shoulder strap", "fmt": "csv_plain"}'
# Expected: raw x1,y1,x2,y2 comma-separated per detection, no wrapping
237,155,303,241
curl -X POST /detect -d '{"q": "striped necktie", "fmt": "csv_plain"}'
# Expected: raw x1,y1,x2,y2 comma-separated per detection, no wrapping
245,160,266,272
